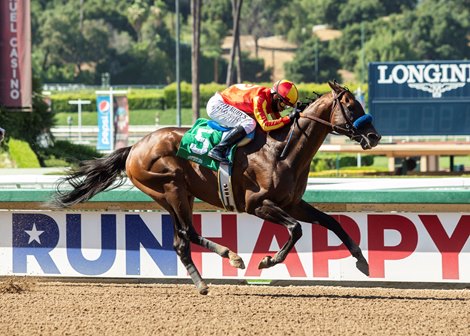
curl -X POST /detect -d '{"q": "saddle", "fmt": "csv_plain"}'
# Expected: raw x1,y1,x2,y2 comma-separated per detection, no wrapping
176,118,254,211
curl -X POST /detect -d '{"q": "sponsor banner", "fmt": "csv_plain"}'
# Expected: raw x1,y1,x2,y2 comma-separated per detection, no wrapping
1,212,469,282
369,61,470,136
114,96,129,149
96,95,113,150
0,0,32,109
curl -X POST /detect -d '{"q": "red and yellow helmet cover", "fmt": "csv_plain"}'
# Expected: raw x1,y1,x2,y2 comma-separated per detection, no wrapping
273,79,299,107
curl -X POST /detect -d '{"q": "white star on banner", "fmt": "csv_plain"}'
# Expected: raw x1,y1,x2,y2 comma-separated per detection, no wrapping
25,224,44,244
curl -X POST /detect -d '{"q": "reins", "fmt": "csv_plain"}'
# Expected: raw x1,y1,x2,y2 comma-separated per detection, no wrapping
298,89,354,135
279,120,296,159
280,90,356,159
280,88,364,159
298,112,350,134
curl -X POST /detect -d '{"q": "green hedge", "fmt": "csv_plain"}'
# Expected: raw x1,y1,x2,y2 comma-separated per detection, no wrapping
39,140,103,166
311,154,374,172
8,138,41,168
50,88,166,113
49,82,369,113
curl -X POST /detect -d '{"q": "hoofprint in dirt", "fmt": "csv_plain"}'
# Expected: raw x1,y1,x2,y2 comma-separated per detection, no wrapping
1,281,469,336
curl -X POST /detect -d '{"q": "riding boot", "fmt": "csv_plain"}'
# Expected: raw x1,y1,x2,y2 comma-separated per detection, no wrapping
208,126,247,163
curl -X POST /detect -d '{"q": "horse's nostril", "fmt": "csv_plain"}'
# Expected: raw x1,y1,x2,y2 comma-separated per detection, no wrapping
368,133,381,142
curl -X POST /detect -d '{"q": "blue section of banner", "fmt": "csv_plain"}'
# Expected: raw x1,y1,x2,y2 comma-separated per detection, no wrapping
96,95,112,150
369,61,470,136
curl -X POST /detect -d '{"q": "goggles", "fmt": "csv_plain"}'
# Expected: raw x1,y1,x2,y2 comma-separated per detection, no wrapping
276,95,290,110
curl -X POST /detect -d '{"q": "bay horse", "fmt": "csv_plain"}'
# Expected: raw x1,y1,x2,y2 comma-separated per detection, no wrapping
52,81,381,295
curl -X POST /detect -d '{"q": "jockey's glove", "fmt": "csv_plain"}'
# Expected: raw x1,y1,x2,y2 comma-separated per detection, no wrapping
289,109,300,121
296,101,309,111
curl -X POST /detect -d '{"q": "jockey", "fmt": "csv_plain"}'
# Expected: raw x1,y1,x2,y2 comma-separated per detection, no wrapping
206,79,299,163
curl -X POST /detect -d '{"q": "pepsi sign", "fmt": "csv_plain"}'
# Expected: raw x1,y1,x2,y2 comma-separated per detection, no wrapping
96,95,113,150
369,61,470,136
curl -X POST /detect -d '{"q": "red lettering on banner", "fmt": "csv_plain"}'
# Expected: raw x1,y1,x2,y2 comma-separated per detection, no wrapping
191,214,239,276
368,215,418,278
420,215,470,280
312,215,361,277
245,221,306,277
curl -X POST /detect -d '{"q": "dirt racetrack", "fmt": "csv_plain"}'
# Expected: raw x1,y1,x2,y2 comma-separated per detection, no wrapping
1,278,469,336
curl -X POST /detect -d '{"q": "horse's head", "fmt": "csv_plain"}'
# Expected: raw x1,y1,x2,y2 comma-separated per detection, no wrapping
326,81,381,149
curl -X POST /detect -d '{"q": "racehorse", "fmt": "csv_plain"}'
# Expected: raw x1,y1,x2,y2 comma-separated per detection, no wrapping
52,81,381,295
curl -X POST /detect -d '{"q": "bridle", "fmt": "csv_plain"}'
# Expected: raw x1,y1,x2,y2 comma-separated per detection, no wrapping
280,89,370,158
299,89,358,138
299,89,374,143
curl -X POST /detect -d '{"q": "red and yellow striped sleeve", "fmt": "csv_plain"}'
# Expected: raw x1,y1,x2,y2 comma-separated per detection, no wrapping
253,96,290,132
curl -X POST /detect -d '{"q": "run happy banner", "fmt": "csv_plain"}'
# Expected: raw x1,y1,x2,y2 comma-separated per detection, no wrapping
0,0,32,109
1,212,469,282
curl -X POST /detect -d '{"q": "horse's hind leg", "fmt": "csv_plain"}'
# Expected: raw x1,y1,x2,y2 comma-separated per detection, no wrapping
165,195,244,295
171,220,209,295
164,204,209,295
139,186,208,294
288,200,369,276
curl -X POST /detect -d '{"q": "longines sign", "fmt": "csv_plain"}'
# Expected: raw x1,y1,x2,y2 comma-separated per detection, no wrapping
369,61,470,136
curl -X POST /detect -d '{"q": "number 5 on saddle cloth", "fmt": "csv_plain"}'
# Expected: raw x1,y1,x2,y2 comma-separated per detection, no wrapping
176,118,254,211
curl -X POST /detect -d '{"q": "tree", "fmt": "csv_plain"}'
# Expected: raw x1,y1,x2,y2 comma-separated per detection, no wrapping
36,3,110,81
406,0,470,60
126,0,150,42
284,38,340,83
362,29,417,65
226,0,243,86
337,0,387,28
240,0,272,58
191,0,202,121
0,76,54,155
381,0,417,14
200,0,232,82
330,22,363,71
29,0,470,87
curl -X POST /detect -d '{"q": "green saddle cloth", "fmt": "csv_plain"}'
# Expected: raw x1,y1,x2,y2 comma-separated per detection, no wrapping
176,118,235,171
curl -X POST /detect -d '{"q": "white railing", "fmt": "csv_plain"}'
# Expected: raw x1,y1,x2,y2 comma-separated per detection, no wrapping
306,177,470,190
0,174,468,191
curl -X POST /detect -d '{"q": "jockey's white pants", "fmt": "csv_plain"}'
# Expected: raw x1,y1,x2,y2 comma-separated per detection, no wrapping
206,93,256,134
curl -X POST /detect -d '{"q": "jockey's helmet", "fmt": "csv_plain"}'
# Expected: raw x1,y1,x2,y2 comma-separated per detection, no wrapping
272,79,298,107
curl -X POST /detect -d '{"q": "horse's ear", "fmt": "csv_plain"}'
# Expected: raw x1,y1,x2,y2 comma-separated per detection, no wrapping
328,80,341,94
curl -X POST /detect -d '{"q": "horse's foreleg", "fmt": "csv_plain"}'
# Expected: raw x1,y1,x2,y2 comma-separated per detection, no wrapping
187,228,245,269
253,199,302,269
287,200,369,276
182,196,244,269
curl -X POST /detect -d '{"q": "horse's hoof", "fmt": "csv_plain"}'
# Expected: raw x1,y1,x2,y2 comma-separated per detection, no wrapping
258,256,274,269
198,283,209,295
356,259,370,276
228,251,245,269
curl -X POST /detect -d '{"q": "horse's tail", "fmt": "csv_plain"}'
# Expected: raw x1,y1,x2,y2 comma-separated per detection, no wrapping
51,146,132,208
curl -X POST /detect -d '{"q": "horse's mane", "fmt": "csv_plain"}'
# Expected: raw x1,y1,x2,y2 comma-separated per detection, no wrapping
297,81,351,112
296,90,323,112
